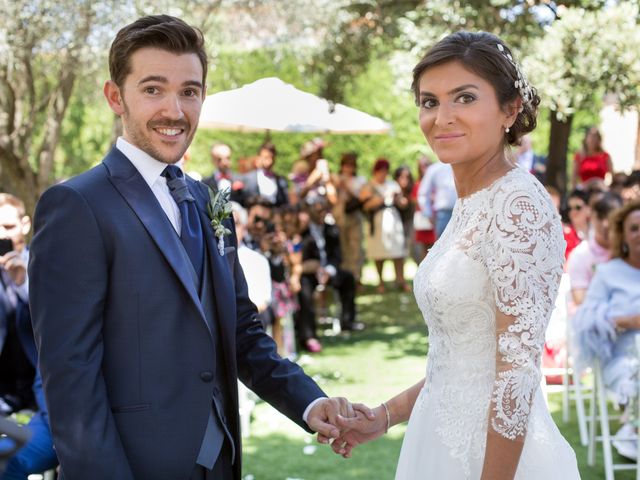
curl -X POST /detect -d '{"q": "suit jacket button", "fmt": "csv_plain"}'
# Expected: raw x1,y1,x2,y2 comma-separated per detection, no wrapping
200,371,213,382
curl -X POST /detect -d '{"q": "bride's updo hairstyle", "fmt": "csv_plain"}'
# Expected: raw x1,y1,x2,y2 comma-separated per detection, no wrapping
411,31,540,146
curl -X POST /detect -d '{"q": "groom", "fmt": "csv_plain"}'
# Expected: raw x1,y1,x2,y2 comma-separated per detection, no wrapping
28,15,359,480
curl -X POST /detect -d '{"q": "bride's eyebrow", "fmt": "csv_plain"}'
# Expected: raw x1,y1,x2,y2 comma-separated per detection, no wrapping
419,84,480,98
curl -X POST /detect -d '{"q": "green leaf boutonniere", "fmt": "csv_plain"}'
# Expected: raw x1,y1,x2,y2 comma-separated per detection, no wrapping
207,187,233,256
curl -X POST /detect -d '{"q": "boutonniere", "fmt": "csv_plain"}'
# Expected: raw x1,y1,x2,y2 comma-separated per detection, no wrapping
207,187,233,256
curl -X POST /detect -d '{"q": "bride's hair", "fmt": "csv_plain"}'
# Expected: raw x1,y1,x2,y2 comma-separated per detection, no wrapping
411,31,540,146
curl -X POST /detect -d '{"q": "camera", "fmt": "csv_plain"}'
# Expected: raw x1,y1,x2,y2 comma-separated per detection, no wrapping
0,238,13,257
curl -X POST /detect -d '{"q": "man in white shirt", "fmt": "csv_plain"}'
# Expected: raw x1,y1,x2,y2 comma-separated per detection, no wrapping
417,161,457,238
516,135,547,184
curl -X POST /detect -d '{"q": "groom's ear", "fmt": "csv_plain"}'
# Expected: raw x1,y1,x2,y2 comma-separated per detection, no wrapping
104,80,125,116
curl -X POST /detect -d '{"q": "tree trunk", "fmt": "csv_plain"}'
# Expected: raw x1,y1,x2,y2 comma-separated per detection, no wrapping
0,147,42,216
547,111,573,194
633,109,640,170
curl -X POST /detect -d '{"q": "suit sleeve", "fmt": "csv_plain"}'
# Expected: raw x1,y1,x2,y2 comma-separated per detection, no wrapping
29,184,135,480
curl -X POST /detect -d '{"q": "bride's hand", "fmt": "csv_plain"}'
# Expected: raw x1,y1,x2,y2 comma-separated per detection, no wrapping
322,404,388,458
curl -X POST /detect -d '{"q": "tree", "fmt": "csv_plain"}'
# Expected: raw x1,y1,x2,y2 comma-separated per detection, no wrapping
0,1,129,213
526,2,640,190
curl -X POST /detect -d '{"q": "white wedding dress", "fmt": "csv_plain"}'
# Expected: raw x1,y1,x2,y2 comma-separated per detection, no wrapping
395,167,580,479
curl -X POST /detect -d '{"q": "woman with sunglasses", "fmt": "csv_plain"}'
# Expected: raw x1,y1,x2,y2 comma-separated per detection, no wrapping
563,189,591,259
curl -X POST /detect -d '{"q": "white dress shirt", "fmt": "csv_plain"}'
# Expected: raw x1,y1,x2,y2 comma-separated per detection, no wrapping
256,169,278,204
417,162,457,218
517,149,534,172
237,245,272,308
116,137,183,235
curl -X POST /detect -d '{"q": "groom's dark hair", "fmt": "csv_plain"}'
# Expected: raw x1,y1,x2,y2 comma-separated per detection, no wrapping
109,15,208,89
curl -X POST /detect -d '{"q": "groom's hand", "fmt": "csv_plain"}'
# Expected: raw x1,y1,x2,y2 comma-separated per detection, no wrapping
326,404,387,458
307,397,375,440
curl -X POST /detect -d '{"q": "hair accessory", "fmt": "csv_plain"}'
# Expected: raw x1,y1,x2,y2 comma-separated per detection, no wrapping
496,43,533,108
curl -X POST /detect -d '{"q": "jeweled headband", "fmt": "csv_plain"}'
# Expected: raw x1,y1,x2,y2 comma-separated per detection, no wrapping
497,43,534,109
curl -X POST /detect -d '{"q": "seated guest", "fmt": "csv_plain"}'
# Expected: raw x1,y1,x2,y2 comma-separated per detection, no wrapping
238,142,289,207
567,192,622,306
243,196,275,251
563,189,591,260
230,202,272,327
294,199,362,353
574,200,640,457
622,171,640,203
0,193,57,479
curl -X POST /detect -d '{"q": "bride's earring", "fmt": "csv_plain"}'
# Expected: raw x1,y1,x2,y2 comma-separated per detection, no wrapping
505,126,510,134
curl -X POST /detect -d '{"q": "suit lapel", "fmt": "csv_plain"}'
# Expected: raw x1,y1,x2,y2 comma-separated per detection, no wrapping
103,148,206,321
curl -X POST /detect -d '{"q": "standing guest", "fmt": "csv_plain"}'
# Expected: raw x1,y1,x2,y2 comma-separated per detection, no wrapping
563,189,591,260
28,15,365,480
393,165,416,269
566,192,622,306
515,134,547,183
329,30,579,479
294,199,361,353
359,158,409,293
572,126,613,189
238,142,289,207
202,143,235,192
332,152,366,286
411,155,435,263
417,160,457,239
0,193,58,480
290,138,337,207
235,156,254,175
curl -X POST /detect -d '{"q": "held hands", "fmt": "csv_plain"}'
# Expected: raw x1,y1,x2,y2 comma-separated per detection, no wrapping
306,398,386,458
329,403,389,458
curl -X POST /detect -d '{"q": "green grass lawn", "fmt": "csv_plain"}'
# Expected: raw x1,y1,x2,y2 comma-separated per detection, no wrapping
242,276,637,480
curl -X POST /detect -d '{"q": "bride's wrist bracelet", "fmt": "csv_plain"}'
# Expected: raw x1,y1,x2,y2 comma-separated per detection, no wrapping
381,402,391,433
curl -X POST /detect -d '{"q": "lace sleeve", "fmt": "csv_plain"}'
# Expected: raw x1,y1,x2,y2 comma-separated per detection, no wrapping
483,186,564,441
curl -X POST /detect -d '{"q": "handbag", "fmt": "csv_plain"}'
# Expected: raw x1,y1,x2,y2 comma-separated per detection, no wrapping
413,210,432,231
344,196,362,214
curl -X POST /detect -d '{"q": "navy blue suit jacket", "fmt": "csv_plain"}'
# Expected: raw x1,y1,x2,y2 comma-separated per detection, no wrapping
29,148,325,480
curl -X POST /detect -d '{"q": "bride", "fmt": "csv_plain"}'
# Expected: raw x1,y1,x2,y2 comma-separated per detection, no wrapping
325,31,580,479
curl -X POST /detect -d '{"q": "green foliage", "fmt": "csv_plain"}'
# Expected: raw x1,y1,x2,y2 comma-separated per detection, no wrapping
526,3,640,120
57,70,113,178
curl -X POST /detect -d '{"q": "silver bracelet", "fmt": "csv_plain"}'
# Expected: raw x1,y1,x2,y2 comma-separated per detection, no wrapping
381,402,391,433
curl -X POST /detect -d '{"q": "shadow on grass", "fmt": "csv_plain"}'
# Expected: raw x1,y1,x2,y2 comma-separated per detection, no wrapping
243,432,403,480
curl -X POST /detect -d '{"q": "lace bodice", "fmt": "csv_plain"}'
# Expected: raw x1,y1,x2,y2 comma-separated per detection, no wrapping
413,167,565,472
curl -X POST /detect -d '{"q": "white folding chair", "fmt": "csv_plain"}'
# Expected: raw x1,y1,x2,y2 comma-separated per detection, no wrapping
542,273,592,446
587,345,640,480
238,381,256,438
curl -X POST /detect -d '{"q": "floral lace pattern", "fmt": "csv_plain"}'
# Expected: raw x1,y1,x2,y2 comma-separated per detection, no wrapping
413,167,565,471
